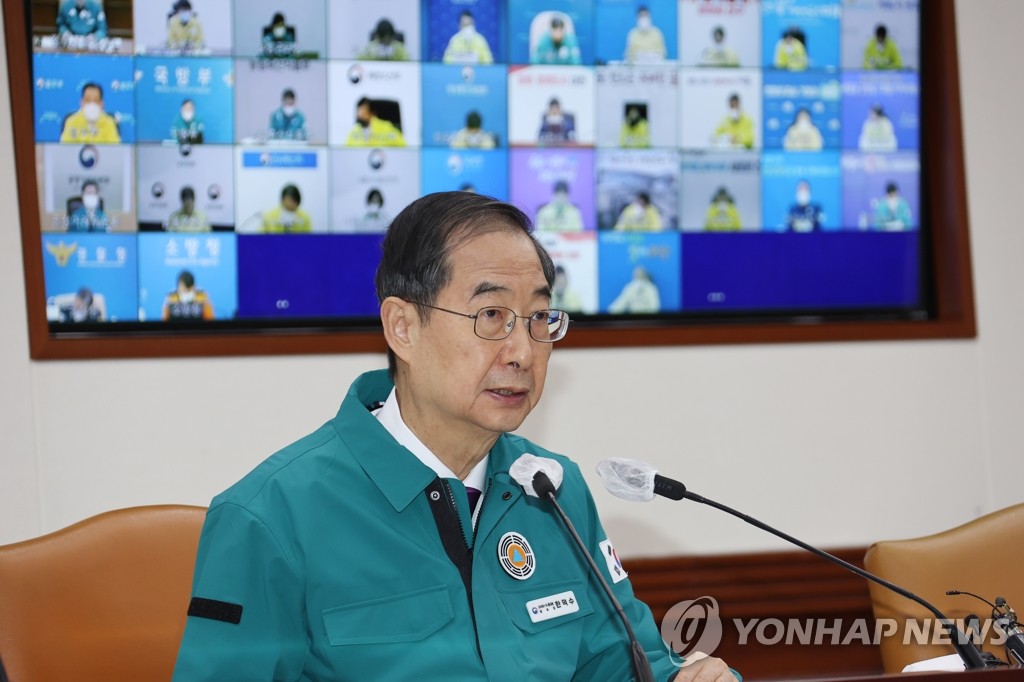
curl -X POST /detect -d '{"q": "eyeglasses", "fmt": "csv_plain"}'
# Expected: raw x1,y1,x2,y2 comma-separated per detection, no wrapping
411,303,571,343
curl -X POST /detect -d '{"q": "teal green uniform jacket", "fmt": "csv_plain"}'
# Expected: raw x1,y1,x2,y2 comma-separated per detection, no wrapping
173,370,682,680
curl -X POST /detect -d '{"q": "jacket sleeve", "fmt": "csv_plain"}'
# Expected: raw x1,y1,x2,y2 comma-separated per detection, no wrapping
172,503,308,681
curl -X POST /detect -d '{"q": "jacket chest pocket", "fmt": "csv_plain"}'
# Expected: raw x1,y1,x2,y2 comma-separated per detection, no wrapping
321,584,454,645
498,579,593,635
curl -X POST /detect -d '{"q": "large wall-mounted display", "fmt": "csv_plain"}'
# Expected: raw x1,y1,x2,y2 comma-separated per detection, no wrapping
11,0,973,358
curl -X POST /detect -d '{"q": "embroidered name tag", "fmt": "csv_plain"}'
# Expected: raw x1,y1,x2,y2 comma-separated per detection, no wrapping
526,590,579,624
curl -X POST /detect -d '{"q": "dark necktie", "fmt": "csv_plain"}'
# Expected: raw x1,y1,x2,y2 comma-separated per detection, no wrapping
466,486,482,514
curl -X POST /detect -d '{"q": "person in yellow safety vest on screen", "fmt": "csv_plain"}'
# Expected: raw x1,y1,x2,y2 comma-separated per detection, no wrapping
450,111,496,149
773,27,808,71
614,192,663,231
443,10,494,65
704,187,743,232
60,82,121,144
346,97,406,147
700,26,740,67
609,265,661,314
358,18,410,61
863,24,903,70
782,108,824,152
166,186,211,232
712,93,755,150
534,180,584,232
619,105,650,148
624,5,666,64
261,184,313,233
550,264,584,313
166,0,206,51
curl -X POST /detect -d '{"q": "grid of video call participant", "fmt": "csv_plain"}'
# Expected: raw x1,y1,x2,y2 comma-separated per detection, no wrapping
34,0,921,323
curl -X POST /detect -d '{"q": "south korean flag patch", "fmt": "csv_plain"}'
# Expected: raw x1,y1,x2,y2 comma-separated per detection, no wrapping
599,538,628,584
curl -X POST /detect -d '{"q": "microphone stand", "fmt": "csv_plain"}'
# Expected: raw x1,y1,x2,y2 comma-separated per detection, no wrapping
533,471,657,682
680,488,987,670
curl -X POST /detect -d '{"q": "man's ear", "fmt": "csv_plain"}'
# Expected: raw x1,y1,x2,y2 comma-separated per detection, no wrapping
380,296,416,364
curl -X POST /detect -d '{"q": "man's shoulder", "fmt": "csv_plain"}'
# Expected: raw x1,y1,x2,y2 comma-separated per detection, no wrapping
210,420,342,510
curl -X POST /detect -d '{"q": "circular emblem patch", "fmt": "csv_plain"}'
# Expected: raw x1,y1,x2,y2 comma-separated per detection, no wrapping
498,531,535,580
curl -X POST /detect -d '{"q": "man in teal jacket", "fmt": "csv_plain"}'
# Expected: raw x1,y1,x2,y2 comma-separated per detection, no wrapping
173,191,735,681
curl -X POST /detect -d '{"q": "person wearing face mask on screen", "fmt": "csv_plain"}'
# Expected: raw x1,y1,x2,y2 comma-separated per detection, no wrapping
699,26,740,68
782,107,824,152
858,104,898,153
56,0,107,41
704,187,742,232
773,27,808,71
532,15,581,65
162,270,214,321
262,12,297,57
534,180,584,232
863,24,903,70
538,98,575,146
67,179,110,232
166,0,205,52
443,10,494,65
449,110,496,150
624,6,666,64
170,98,204,145
614,192,663,231
872,181,912,231
269,89,308,142
620,105,650,148
166,186,211,232
358,18,410,61
355,188,390,232
786,179,826,232
60,82,121,144
711,93,754,150
609,266,661,314
261,183,313,233
57,287,104,323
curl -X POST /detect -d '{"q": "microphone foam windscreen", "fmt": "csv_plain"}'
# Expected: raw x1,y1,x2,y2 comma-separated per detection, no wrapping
509,453,564,497
595,458,656,502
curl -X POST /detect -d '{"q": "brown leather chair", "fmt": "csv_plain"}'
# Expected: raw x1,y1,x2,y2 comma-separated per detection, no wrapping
0,505,206,681
864,503,1024,673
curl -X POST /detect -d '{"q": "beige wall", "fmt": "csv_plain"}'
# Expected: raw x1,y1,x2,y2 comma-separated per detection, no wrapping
1,1,1020,557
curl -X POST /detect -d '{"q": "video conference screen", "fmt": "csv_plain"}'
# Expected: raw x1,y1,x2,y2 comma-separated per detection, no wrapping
30,0,922,328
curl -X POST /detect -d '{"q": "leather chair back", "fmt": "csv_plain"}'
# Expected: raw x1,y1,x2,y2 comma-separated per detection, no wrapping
864,503,1024,673
0,505,206,681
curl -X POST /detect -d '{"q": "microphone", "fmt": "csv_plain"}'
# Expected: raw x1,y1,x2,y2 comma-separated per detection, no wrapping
949,590,1024,665
596,457,987,671
995,599,1024,665
510,454,655,682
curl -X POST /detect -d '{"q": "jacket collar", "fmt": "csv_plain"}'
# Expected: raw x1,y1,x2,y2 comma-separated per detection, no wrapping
333,370,437,513
334,370,532,515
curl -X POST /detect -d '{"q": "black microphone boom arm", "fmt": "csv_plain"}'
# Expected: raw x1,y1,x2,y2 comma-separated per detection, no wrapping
678,488,986,670
532,471,657,682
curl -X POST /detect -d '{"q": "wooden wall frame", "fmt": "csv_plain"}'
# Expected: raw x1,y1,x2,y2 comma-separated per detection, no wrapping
7,0,975,360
